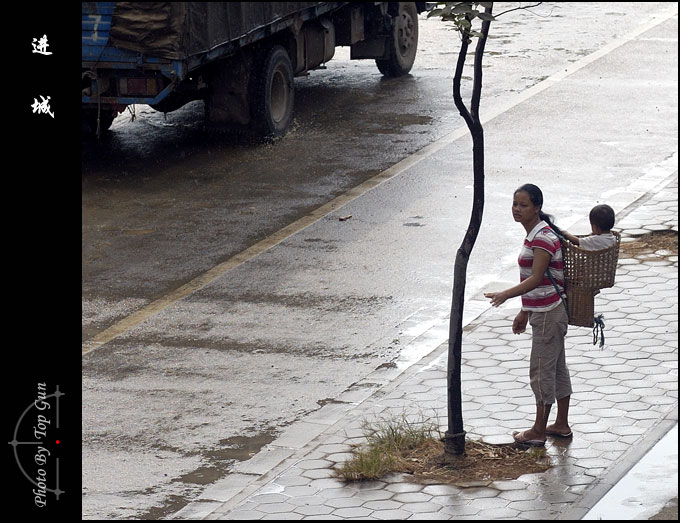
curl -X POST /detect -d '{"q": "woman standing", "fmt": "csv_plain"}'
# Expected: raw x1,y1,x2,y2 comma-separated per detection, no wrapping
484,184,572,447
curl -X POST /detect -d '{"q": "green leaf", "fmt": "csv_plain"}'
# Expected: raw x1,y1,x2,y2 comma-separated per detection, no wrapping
427,8,444,17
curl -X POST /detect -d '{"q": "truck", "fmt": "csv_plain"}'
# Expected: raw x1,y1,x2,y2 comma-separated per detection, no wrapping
82,2,429,138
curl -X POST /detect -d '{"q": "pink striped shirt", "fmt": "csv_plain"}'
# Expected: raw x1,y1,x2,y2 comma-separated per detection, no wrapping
518,221,565,312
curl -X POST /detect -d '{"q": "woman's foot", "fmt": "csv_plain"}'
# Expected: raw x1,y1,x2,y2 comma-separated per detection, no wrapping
545,423,572,438
512,430,546,448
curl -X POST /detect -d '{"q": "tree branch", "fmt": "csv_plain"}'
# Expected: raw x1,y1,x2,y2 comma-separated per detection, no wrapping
470,5,492,122
494,2,543,18
452,22,474,129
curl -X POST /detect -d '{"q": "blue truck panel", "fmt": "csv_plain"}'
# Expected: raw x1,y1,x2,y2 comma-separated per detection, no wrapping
82,2,115,61
82,2,185,109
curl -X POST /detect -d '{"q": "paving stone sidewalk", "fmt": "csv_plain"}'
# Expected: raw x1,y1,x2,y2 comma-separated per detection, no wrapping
175,174,677,520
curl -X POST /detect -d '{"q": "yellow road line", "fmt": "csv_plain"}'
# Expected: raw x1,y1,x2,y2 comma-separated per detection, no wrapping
81,152,430,356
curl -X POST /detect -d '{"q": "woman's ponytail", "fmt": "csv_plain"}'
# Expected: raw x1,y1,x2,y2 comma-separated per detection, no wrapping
539,211,564,238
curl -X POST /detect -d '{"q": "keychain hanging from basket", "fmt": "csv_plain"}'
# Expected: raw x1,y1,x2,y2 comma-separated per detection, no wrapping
546,230,621,348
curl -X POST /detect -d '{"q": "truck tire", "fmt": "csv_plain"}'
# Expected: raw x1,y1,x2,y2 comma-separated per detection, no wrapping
376,2,419,77
250,45,295,138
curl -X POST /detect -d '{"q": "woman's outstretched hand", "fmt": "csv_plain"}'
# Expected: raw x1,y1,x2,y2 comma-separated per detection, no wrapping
484,292,529,334
484,291,508,308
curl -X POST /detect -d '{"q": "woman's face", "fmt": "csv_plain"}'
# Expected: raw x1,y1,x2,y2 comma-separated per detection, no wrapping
512,191,539,225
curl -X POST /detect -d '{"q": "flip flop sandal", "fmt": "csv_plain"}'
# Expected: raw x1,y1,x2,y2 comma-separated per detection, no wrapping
546,429,573,438
512,430,545,448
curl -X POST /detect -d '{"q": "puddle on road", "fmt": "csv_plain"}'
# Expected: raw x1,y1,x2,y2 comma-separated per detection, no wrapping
226,291,394,316
137,494,189,521
362,113,433,135
174,429,279,485
137,428,279,520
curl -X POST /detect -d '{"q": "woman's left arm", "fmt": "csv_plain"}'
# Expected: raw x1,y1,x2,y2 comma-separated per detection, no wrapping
485,249,551,307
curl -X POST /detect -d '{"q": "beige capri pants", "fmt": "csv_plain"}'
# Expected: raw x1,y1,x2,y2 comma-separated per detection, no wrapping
528,305,571,406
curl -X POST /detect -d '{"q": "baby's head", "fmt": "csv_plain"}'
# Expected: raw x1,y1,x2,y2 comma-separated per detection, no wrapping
589,204,615,234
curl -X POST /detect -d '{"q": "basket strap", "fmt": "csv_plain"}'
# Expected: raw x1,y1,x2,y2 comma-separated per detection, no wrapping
545,269,570,322
543,225,572,323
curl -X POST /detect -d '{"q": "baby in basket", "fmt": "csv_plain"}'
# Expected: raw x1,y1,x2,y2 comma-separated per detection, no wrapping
562,204,617,250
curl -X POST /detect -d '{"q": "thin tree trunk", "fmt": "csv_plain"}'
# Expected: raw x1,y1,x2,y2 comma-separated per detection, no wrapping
443,5,492,457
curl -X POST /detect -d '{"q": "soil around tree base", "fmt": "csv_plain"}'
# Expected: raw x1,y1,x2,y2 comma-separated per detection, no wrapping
387,438,551,487
619,229,678,258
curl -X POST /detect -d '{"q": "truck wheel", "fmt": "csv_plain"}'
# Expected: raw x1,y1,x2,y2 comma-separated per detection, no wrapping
250,45,295,138
376,2,419,77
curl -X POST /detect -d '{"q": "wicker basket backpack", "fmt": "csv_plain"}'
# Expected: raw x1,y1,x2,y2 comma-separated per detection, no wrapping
562,231,621,327
547,230,621,335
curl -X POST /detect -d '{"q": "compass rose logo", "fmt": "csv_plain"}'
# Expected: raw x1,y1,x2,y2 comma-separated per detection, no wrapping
7,383,64,508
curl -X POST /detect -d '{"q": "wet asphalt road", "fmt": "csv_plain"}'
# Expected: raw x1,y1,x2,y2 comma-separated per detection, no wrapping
82,3,677,519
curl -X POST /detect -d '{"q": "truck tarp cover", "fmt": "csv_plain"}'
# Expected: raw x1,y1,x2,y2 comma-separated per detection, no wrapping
109,2,332,61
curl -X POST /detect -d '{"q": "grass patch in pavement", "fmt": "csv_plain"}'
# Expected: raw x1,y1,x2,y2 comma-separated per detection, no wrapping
337,414,552,486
